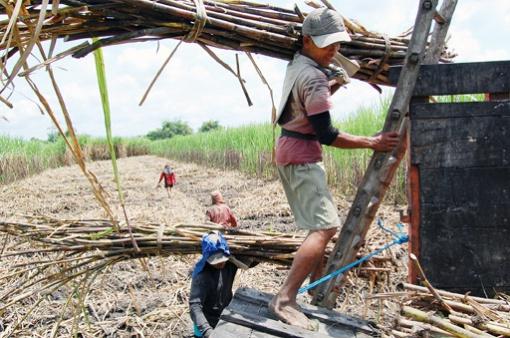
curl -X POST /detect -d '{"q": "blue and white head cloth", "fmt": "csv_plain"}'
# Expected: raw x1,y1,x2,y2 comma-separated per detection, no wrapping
192,231,230,278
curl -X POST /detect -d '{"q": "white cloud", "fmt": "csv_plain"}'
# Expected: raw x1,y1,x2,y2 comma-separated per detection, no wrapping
454,2,481,23
448,28,481,61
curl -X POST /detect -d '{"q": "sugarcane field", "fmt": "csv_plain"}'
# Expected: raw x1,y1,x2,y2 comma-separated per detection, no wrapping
0,0,509,337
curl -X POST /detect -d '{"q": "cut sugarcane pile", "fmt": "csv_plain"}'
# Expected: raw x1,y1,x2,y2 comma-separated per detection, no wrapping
374,283,510,337
0,216,401,314
0,0,455,87
0,216,401,266
0,217,304,265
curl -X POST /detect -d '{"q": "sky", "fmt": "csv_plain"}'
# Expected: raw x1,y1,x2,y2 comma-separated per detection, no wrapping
1,0,509,140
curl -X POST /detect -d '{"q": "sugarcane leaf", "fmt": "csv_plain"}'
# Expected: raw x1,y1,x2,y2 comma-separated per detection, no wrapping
93,38,126,207
93,41,139,249
0,0,49,94
89,227,114,240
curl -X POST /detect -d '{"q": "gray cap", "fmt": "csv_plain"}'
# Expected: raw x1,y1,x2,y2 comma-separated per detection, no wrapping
302,8,351,48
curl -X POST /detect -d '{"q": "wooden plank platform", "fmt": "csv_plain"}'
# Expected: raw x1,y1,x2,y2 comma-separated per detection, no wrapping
211,288,379,338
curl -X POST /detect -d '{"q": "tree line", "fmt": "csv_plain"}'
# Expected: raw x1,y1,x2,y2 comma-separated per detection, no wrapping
146,120,222,141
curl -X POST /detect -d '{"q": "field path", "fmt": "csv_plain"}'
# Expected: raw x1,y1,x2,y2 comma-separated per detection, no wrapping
0,155,403,337
0,155,294,230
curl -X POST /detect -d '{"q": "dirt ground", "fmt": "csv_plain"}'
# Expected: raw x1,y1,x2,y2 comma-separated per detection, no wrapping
0,155,407,337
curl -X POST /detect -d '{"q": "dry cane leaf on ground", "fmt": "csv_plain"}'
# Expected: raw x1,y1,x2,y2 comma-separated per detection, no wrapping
2,156,508,337
0,156,409,337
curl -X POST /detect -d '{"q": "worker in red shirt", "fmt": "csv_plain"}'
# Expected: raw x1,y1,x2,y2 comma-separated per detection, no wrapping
157,164,176,196
206,191,238,229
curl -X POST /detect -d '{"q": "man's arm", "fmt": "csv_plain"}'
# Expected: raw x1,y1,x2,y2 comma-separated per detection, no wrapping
205,209,213,223
189,276,213,337
227,208,238,227
330,131,399,151
229,255,259,270
329,80,342,95
308,111,399,151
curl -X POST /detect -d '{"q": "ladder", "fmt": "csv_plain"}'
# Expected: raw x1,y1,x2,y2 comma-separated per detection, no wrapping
312,0,458,308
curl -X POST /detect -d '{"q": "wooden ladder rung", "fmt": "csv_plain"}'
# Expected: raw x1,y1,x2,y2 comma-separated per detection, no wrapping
433,10,446,24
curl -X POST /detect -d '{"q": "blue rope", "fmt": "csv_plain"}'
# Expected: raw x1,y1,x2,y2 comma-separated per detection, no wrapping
298,219,408,295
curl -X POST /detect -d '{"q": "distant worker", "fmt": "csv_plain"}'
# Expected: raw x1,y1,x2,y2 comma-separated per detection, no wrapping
269,8,399,330
189,231,256,337
156,164,176,196
206,191,238,229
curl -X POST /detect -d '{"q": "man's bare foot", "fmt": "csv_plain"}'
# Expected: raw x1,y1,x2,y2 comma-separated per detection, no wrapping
268,295,315,331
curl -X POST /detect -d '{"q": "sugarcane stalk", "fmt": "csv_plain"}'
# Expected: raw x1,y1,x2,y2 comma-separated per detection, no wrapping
410,253,453,313
390,329,410,337
401,283,509,305
121,0,297,47
398,316,455,336
161,0,298,34
463,298,504,322
354,35,409,47
339,47,406,59
462,323,493,337
449,314,510,337
344,40,407,52
204,0,302,23
402,306,493,338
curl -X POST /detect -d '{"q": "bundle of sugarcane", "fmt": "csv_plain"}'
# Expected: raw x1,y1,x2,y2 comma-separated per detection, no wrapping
0,216,397,266
0,216,398,322
0,217,306,265
0,217,296,321
0,0,455,87
369,283,510,337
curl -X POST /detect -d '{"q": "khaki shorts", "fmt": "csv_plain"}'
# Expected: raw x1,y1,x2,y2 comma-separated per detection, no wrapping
277,162,340,231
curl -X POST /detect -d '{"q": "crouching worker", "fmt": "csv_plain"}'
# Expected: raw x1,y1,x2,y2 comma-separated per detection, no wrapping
189,231,256,337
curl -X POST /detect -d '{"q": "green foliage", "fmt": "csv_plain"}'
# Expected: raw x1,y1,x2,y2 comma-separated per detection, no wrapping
199,120,222,133
433,93,485,103
47,130,59,143
124,137,151,157
93,41,127,209
0,136,65,184
89,227,114,240
0,135,149,185
147,95,406,201
150,123,274,178
146,120,193,140
1,96,404,198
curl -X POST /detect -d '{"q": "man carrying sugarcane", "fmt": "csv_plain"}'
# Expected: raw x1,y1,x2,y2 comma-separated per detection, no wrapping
205,191,238,230
269,7,399,330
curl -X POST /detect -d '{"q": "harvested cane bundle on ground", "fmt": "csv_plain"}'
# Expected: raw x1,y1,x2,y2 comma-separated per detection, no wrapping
0,158,406,337
0,0,455,89
371,283,510,337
